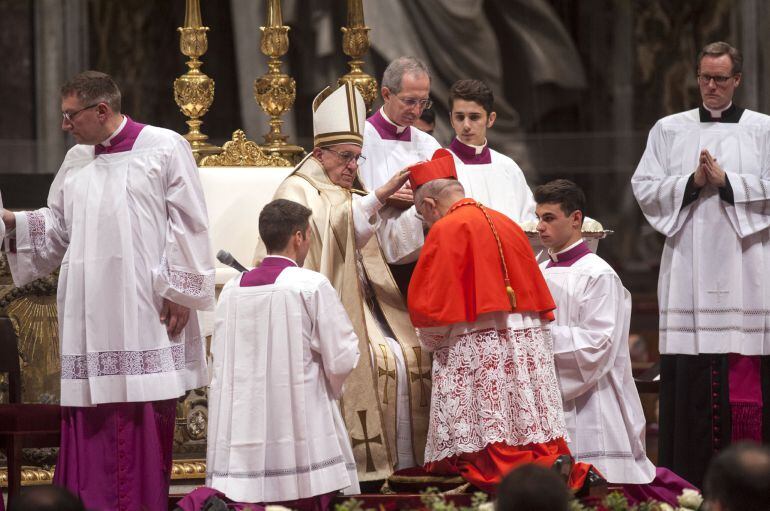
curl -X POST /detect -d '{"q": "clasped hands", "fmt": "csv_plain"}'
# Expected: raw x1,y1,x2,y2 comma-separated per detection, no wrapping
694,149,726,188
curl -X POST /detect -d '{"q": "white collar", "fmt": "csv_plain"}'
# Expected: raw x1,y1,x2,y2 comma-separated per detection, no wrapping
703,102,733,118
380,108,408,134
548,238,583,262
100,115,127,147
466,139,488,155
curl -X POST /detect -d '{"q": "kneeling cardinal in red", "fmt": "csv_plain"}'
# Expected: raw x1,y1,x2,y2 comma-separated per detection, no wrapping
406,149,591,493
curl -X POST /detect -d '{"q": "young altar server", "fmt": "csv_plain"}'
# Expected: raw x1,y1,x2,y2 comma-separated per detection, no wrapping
206,199,361,510
535,179,656,484
447,79,536,224
536,180,697,506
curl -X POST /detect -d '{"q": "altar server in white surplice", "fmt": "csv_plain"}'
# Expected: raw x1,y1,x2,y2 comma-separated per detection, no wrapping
1,71,215,511
632,42,770,488
447,79,536,225
359,56,441,265
207,199,360,508
535,180,656,485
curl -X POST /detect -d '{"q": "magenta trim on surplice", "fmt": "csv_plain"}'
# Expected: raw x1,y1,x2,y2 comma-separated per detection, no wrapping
94,116,146,156
546,241,592,268
367,108,412,141
240,256,297,287
449,137,492,165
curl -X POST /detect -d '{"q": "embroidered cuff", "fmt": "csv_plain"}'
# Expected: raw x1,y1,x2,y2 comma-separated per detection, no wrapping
681,174,702,208
719,175,735,205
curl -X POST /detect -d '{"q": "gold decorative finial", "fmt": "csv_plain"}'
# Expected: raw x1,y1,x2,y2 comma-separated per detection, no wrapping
200,130,292,167
174,0,221,163
338,0,378,112
253,0,304,164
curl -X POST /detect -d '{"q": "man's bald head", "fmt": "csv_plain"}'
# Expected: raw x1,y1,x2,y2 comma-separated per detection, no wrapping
414,178,464,205
414,178,465,227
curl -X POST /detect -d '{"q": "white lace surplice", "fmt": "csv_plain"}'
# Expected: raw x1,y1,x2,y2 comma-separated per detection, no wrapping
7,126,215,406
418,311,567,463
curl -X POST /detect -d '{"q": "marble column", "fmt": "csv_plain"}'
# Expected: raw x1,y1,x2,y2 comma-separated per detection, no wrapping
34,0,88,174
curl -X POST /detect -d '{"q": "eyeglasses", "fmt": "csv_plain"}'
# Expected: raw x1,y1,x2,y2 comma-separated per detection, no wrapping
697,74,736,86
62,103,100,123
322,147,367,165
393,95,433,110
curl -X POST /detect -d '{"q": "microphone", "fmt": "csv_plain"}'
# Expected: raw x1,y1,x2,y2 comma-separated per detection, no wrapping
216,250,249,273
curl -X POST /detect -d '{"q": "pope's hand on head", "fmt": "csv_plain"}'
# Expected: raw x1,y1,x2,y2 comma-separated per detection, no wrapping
375,168,412,203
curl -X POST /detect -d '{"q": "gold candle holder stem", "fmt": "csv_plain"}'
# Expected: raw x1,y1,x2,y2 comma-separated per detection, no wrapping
339,0,378,112
253,0,304,163
174,0,221,163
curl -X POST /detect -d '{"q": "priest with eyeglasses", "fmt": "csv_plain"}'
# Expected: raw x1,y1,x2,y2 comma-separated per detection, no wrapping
632,41,770,487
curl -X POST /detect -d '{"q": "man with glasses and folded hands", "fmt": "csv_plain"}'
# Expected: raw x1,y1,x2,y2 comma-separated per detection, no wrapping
632,41,770,487
262,82,432,481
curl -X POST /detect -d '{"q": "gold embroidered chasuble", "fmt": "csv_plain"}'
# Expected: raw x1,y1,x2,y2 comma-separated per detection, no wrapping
264,155,431,480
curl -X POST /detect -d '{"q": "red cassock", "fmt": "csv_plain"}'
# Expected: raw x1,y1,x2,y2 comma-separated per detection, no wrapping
407,198,590,493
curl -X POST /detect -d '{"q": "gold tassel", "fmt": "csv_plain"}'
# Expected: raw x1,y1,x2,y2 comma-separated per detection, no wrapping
506,284,517,309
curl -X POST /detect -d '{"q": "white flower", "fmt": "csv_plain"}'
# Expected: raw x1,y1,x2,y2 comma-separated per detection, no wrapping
476,503,495,511
265,506,294,511
677,488,704,509
657,504,674,511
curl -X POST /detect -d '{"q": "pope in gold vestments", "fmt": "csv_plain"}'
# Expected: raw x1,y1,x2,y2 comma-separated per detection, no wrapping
256,83,431,481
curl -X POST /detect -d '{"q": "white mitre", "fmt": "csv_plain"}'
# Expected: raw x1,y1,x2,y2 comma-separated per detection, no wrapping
312,81,366,148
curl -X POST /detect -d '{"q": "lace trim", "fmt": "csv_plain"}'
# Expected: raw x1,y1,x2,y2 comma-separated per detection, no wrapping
423,326,567,463
575,450,634,460
27,211,46,252
663,308,770,315
662,326,768,334
161,256,215,298
61,344,185,379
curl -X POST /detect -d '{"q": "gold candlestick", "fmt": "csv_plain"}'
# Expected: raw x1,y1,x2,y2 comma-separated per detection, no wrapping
254,0,304,163
174,0,221,163
338,0,378,112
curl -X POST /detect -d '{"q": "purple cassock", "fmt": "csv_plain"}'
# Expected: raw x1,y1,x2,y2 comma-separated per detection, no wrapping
52,117,180,511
